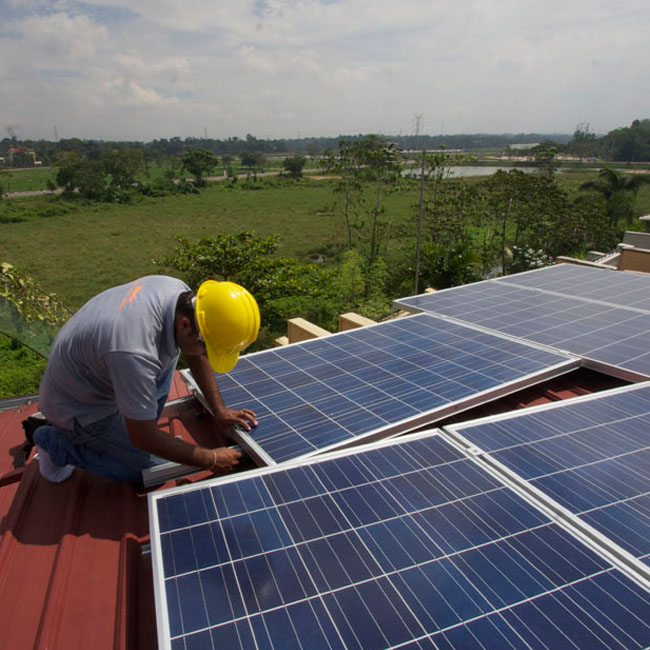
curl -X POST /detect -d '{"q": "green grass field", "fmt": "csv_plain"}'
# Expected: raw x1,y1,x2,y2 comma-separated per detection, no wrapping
0,177,418,309
2,166,649,398
0,333,46,397
0,156,322,195
3,167,649,309
1,166,58,193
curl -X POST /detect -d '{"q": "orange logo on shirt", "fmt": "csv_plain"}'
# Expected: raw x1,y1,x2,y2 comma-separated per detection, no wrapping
118,283,142,311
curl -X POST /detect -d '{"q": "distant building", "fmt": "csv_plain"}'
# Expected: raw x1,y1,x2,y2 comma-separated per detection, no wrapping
7,146,39,165
507,143,540,151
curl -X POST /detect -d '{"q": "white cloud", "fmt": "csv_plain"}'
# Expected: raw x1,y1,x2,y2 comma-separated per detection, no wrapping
96,78,174,108
238,46,277,73
21,12,107,60
112,53,190,77
1,0,649,139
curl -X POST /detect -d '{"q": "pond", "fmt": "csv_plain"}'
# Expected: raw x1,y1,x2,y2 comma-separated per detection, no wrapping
403,165,539,178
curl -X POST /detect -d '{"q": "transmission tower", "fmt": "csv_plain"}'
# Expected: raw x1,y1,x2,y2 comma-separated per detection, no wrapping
413,113,426,295
413,114,423,151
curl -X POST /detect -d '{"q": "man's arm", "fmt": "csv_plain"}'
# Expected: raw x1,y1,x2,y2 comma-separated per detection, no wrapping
125,417,241,471
186,351,258,444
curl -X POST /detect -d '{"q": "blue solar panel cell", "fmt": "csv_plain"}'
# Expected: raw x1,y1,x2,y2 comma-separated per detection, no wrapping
191,313,573,465
150,433,650,649
447,383,650,564
499,263,650,312
485,572,650,650
396,266,650,378
582,495,650,559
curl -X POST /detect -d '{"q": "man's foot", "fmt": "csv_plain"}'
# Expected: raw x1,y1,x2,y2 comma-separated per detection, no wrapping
22,412,48,446
35,446,75,483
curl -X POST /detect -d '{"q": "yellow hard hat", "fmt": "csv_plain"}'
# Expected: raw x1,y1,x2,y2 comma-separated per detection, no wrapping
194,280,260,373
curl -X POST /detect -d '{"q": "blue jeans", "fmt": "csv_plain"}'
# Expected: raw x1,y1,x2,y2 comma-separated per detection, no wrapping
35,370,174,483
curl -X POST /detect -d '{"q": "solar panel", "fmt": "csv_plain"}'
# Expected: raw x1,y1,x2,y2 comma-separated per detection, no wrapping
395,274,650,379
445,382,650,567
149,432,650,650
182,313,575,465
497,264,650,312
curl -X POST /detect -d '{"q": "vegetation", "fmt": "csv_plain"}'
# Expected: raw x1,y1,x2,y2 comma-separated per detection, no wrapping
3,117,649,174
2,122,650,397
1,262,70,330
2,165,648,300
0,333,46,397
240,152,266,173
0,263,70,394
181,148,218,187
555,119,650,163
579,167,650,227
0,177,359,309
156,231,338,335
324,136,402,264
282,155,307,179
1,132,565,169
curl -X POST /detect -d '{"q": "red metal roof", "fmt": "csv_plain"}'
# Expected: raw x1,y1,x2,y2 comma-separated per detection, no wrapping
0,368,628,649
0,375,193,650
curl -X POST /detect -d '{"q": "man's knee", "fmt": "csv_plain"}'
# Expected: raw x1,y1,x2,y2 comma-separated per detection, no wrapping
34,425,73,467
34,424,54,450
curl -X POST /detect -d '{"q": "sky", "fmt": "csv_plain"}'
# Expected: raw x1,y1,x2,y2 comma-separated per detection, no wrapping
1,0,649,142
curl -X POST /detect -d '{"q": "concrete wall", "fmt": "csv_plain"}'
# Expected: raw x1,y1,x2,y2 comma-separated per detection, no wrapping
555,257,608,269
622,231,650,250
617,248,650,273
339,312,376,331
287,317,330,343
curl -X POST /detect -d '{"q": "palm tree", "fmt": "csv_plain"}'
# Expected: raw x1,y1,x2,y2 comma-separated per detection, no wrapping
580,167,650,227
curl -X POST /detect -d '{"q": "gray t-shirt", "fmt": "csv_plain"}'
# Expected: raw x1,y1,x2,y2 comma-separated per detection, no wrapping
39,275,191,430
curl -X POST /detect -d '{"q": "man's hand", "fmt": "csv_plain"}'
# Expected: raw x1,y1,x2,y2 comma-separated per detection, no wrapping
203,446,242,472
215,407,258,432
125,417,241,473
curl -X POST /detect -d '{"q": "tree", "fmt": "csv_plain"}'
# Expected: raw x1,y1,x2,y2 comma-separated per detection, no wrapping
156,232,280,288
565,193,617,255
580,167,650,227
567,123,597,160
10,150,36,167
55,153,82,195
181,148,217,186
0,170,11,195
337,249,392,320
55,154,107,200
283,154,306,179
358,140,402,264
74,161,107,200
102,149,144,191
415,240,481,290
306,142,321,158
533,144,560,177
323,143,364,250
600,119,650,162
159,154,182,182
324,136,402,262
475,169,609,274
240,152,265,172
411,148,477,289
1,262,70,358
155,231,339,334
222,155,234,176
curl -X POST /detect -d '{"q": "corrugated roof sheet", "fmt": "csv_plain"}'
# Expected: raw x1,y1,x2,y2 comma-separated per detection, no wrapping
0,376,195,650
0,367,629,649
